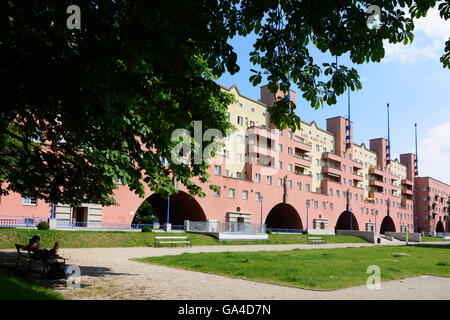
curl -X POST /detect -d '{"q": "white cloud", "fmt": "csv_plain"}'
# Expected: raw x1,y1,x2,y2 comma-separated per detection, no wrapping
417,121,450,184
383,8,450,64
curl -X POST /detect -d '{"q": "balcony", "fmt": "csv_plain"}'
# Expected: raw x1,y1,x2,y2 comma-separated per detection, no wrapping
401,189,413,196
248,144,277,158
294,155,311,168
369,167,384,177
322,152,342,164
352,160,363,170
247,126,278,142
294,138,312,153
369,179,384,188
322,165,341,178
401,179,413,187
352,173,364,182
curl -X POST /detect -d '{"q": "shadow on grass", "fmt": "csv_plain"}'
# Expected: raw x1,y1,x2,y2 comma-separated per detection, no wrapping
0,250,137,298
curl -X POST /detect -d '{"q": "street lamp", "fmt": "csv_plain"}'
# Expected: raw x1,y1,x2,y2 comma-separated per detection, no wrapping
260,195,264,226
375,210,378,234
306,200,310,231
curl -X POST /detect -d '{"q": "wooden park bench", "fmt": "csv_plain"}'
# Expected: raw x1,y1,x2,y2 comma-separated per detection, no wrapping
15,244,66,278
154,236,192,248
307,236,326,245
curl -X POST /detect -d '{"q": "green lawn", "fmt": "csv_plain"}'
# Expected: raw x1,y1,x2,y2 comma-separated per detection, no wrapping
0,268,64,300
136,245,450,291
0,229,367,249
421,236,450,242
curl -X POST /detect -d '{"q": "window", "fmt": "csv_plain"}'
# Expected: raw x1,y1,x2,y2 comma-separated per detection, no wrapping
316,159,319,166
329,189,333,196
239,103,243,108
237,135,244,144
214,166,221,175
288,164,292,172
237,153,243,163
267,176,272,185
278,144,283,152
288,131,292,139
237,172,243,179
278,178,282,186
316,145,320,151
242,190,248,200
237,116,243,125
329,203,333,210
250,121,255,127
114,179,122,184
361,195,363,201
278,161,283,169
214,187,221,196
343,178,346,184
342,164,346,171
255,173,261,182
225,169,229,177
288,147,293,155
314,201,318,208
224,149,229,160
336,190,340,197
255,192,261,201
288,180,292,188
306,184,310,192
322,202,326,209
23,197,37,206
228,188,235,198
316,173,320,181
297,182,301,190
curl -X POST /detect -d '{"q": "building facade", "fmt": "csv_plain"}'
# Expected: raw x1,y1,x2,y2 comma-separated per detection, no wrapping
0,84,448,234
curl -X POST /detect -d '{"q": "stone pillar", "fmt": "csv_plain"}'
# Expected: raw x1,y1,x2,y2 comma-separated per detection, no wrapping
48,218,57,230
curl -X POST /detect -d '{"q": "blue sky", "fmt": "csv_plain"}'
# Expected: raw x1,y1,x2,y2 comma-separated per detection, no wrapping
218,8,450,184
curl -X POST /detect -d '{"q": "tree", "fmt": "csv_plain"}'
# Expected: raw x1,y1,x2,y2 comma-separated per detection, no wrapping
132,201,158,225
1,1,448,206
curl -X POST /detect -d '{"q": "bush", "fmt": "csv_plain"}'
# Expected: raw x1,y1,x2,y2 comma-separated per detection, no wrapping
141,226,152,233
37,221,49,230
303,229,308,235
266,228,272,234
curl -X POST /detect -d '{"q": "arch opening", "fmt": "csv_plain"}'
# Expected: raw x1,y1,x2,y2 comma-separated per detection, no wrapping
133,191,207,225
335,211,359,231
265,203,303,230
436,221,444,233
380,216,396,234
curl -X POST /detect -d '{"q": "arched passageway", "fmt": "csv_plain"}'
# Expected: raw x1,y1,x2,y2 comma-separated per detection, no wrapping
133,191,206,225
335,211,359,231
436,221,444,233
380,216,396,234
265,203,303,229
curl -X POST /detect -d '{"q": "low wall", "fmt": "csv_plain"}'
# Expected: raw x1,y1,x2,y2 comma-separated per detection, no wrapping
336,230,376,243
308,229,335,235
385,232,421,242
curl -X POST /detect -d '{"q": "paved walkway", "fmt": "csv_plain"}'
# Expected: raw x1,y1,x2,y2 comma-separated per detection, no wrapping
1,242,449,300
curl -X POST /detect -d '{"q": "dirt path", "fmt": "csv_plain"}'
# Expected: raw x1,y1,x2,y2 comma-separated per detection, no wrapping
2,242,449,300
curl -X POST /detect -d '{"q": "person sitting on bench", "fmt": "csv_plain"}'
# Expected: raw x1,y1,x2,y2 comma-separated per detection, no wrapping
16,235,60,262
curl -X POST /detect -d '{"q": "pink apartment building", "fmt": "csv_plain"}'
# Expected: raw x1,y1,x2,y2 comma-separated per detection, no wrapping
0,85,448,234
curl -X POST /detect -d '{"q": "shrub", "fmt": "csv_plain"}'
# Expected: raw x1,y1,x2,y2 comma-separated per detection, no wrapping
303,229,308,235
37,221,49,230
266,228,272,234
141,226,152,233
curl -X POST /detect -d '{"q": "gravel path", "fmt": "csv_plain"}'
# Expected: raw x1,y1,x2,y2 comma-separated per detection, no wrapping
1,242,449,300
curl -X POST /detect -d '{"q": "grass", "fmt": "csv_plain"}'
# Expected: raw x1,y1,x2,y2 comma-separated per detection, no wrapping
0,229,367,249
421,236,450,242
0,268,64,300
136,245,450,291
